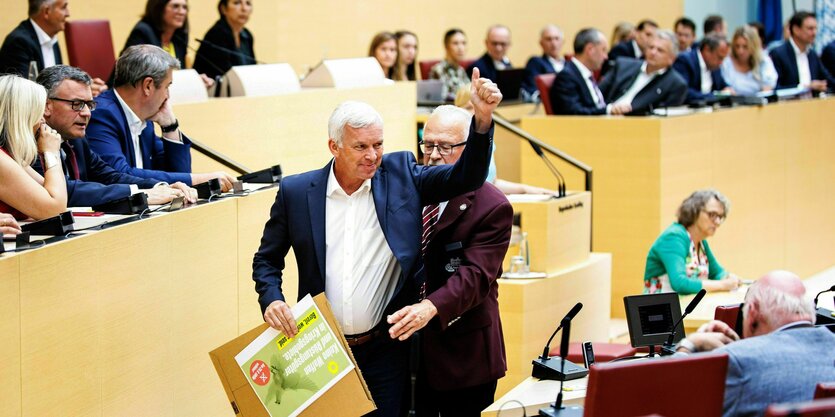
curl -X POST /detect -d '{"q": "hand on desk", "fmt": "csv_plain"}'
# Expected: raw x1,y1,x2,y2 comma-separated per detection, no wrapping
0,212,21,235
682,320,740,352
264,299,298,337
387,299,437,341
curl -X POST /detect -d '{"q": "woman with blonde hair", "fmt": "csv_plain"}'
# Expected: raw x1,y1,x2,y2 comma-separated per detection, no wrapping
0,75,67,221
610,22,635,49
721,26,778,95
369,31,398,79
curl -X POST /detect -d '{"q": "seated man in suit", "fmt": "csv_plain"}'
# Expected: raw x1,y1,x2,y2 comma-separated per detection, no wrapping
600,30,687,115
770,11,834,92
35,65,196,207
609,19,658,61
823,40,835,81
672,34,731,104
550,28,631,115
521,24,566,98
674,17,697,53
467,25,512,81
387,105,512,417
252,69,502,417
0,0,106,95
86,45,234,191
676,270,835,417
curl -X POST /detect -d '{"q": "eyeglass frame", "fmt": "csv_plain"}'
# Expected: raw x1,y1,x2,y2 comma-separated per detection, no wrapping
701,209,726,224
419,140,467,156
49,97,97,112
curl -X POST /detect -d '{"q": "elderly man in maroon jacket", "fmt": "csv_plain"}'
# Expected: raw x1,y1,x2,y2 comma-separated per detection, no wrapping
387,105,513,416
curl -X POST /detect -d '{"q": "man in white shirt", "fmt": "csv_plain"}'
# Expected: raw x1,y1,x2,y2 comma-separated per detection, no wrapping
0,0,107,95
771,11,833,92
676,270,835,417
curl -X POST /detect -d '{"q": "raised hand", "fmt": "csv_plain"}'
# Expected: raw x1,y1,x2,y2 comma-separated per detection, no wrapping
469,67,502,133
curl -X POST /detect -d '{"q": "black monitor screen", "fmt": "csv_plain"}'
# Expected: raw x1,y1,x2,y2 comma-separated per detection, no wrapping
638,304,674,335
624,292,684,348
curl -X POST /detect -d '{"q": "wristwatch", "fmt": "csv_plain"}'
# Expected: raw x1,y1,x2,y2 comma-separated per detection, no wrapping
39,151,60,171
675,338,697,353
161,119,179,133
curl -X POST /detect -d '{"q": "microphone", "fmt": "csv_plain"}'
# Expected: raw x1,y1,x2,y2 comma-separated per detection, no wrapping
195,38,262,65
813,285,835,307
540,302,582,359
531,303,588,382
538,312,584,417
528,140,566,197
662,289,706,353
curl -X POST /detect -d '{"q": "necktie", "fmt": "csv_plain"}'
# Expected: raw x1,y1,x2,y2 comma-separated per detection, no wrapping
419,204,440,300
589,76,606,109
62,141,80,180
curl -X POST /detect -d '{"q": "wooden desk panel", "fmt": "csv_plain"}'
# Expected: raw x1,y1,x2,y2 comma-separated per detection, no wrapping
0,257,20,417
520,99,835,317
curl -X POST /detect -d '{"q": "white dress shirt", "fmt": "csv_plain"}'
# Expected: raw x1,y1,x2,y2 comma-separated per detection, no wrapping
631,40,642,58
789,38,812,87
29,19,58,69
113,90,147,169
493,58,510,71
697,50,713,93
573,58,603,107
547,55,565,73
614,62,666,106
324,165,401,335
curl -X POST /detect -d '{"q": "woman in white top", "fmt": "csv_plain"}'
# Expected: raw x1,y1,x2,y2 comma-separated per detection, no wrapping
721,26,777,95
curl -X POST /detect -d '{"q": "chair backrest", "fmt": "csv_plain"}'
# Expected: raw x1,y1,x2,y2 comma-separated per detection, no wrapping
461,58,476,72
224,63,300,97
419,59,440,80
815,382,835,400
584,353,728,417
64,20,115,81
535,73,557,115
714,303,743,337
764,397,835,417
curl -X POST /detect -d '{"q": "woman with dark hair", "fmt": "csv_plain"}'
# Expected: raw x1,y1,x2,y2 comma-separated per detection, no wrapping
369,31,397,79
644,189,741,294
123,0,214,87
394,30,418,81
429,28,470,101
193,0,256,80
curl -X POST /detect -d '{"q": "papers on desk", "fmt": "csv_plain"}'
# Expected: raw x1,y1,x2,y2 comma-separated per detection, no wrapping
482,376,587,416
506,194,554,203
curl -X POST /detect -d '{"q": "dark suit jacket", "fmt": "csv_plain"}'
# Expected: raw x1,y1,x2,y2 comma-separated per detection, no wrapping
599,57,687,114
193,18,256,79
672,48,728,103
610,40,641,60
32,138,160,207
422,182,511,390
0,20,62,76
122,20,187,66
86,89,193,184
550,60,606,115
467,53,508,81
769,40,835,89
822,41,835,81
252,121,494,319
522,54,560,94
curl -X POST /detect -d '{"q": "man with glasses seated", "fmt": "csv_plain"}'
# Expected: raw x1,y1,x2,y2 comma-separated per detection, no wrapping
643,188,741,295
33,65,197,206
467,25,512,81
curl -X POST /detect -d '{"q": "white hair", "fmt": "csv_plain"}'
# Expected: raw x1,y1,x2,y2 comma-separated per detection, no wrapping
540,24,564,38
428,105,471,138
744,281,816,327
327,101,383,146
655,29,679,56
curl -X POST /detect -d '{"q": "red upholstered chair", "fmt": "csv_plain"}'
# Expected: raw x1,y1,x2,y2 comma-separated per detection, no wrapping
64,20,116,81
583,353,728,417
535,73,557,115
549,342,636,363
764,398,835,417
419,59,440,80
815,382,835,399
714,303,743,337
461,58,476,72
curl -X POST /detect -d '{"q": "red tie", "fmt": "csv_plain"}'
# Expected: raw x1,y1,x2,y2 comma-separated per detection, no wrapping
62,141,80,180
420,204,440,300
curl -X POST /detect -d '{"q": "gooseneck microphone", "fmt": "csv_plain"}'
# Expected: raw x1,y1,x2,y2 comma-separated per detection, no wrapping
195,38,262,65
813,285,835,307
538,304,584,417
661,289,706,353
528,140,566,198
540,303,583,360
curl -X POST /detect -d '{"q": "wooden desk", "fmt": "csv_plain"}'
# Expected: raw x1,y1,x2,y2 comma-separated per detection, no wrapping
519,99,835,317
483,376,587,417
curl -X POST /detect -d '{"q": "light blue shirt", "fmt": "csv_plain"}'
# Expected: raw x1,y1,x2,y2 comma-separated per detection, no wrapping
720,55,778,96
486,144,497,184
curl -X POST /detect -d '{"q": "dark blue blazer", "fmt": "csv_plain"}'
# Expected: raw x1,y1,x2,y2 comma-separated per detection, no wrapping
467,53,508,82
33,138,160,207
0,20,62,76
672,48,728,103
522,54,560,94
252,121,494,317
86,89,193,184
822,41,835,81
609,40,641,60
599,57,687,114
769,40,835,89
550,60,606,115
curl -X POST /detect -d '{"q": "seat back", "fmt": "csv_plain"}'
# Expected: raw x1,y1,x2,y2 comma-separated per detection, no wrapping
765,398,835,417
419,59,440,80
815,382,835,400
64,20,116,81
535,73,557,115
584,353,728,417
714,303,743,337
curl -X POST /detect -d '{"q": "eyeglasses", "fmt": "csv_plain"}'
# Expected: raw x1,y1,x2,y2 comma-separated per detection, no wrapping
419,140,467,156
49,97,96,111
702,210,726,224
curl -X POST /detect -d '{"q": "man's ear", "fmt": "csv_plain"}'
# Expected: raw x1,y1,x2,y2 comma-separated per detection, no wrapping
43,100,53,118
141,77,154,96
328,139,340,157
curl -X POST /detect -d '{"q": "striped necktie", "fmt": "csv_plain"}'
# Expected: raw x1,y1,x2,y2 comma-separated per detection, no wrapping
419,203,440,300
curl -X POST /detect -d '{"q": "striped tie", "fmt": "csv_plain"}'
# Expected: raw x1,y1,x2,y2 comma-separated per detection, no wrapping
419,204,439,300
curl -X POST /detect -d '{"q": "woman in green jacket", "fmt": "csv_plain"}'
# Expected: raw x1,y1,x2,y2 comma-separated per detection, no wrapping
644,189,741,294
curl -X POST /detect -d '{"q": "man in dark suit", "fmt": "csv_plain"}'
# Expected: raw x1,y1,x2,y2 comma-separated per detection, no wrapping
672,34,731,104
674,17,697,53
0,0,67,76
823,40,835,81
550,28,631,115
521,24,565,97
467,25,512,81
601,30,687,115
252,69,501,417
770,11,834,92
86,45,234,190
34,65,196,207
387,105,512,417
609,19,658,62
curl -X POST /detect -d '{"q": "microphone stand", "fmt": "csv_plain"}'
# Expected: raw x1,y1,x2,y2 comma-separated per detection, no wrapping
660,289,706,356
539,320,583,417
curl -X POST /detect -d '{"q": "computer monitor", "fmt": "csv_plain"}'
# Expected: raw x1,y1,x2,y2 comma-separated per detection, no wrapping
623,292,684,349
496,68,525,101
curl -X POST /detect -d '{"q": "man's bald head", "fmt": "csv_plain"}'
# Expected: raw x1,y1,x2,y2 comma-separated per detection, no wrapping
422,105,471,166
742,270,815,338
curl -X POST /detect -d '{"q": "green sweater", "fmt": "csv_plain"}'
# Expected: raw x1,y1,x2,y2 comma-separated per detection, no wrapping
644,223,727,294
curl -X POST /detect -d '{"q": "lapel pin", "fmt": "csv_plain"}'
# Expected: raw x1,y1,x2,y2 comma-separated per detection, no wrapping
459,204,467,211
656,88,662,95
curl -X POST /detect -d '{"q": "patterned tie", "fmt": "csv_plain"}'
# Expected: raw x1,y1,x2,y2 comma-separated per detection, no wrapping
62,141,81,180
589,76,606,109
419,203,440,299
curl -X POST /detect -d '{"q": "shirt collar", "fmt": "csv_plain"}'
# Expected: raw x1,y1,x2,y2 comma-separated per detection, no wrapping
326,161,371,197
697,50,708,72
789,37,807,56
775,320,815,332
632,40,642,57
572,57,594,79
30,19,57,48
112,89,146,137
642,61,667,77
